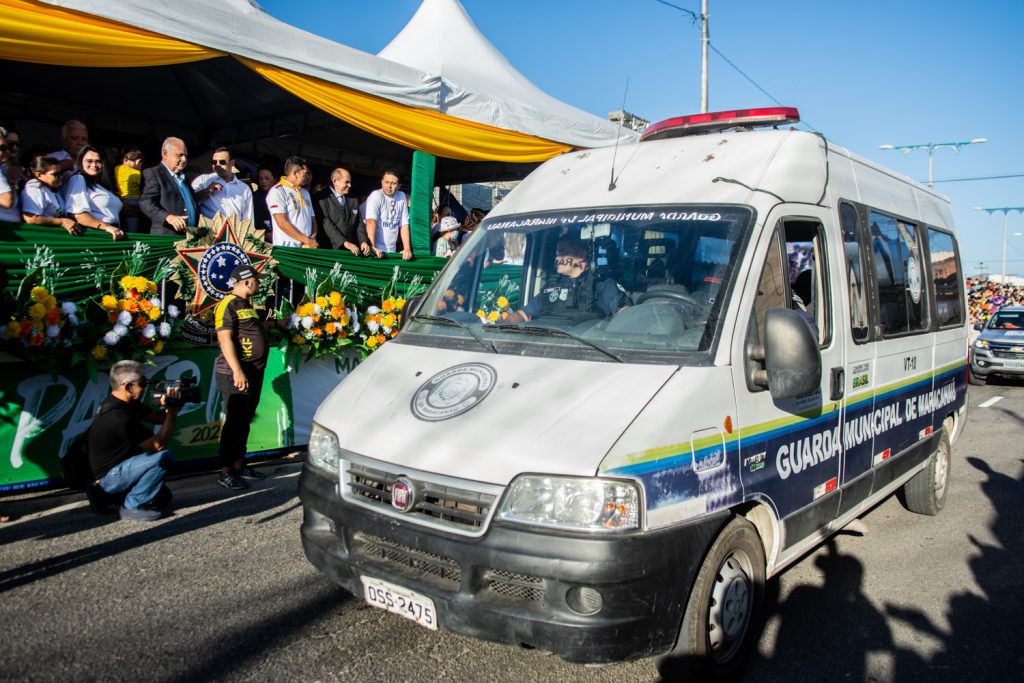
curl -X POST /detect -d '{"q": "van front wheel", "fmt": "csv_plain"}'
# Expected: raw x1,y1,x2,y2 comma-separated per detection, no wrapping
661,516,765,681
901,427,951,516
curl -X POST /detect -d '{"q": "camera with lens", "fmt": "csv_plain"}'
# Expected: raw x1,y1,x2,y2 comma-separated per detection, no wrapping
151,377,201,408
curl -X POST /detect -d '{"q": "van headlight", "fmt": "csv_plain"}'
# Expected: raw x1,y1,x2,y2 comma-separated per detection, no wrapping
497,476,641,532
308,423,342,475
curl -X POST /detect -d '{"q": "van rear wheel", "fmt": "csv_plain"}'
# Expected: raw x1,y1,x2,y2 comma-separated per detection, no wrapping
901,427,951,516
661,516,765,681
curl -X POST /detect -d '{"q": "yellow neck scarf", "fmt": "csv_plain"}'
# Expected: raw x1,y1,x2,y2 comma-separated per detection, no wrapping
279,176,305,209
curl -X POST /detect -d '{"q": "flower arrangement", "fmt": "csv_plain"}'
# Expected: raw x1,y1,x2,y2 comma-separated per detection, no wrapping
279,264,360,368
89,274,180,362
0,284,83,353
359,266,425,352
474,274,520,324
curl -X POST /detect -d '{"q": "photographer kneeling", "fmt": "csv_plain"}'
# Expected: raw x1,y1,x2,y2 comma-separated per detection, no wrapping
88,360,180,522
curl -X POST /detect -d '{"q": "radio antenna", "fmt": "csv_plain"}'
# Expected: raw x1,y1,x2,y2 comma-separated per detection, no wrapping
608,78,630,191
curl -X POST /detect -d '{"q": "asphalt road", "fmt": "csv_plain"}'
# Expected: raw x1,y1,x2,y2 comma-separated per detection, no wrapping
1,380,1022,683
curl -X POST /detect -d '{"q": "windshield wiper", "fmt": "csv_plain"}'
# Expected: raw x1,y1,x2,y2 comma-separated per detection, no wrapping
409,314,496,353
482,324,624,363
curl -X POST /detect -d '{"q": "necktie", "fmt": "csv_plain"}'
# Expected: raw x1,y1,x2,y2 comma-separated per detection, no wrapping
173,172,198,226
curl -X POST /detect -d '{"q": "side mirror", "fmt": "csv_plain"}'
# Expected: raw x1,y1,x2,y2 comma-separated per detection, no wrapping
973,322,983,331
757,308,821,400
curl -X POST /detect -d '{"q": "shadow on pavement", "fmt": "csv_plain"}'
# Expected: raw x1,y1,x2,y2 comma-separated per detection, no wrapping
0,466,301,594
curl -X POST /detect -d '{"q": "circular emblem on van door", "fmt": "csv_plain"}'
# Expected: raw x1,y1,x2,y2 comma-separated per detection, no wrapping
411,363,497,421
907,255,922,304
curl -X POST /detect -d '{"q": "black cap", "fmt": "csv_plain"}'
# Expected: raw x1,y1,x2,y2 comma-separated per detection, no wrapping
229,264,259,283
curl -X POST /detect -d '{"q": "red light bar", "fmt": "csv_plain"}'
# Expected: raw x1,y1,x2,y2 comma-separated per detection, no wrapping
640,107,800,141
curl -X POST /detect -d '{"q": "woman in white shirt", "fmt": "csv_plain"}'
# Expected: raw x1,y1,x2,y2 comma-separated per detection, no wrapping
21,155,82,236
0,129,19,224
63,145,123,240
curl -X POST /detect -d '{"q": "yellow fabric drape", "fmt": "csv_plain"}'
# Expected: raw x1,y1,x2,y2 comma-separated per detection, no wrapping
0,0,219,67
239,58,572,163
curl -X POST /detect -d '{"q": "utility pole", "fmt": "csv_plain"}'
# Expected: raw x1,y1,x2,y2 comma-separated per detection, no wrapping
700,0,709,113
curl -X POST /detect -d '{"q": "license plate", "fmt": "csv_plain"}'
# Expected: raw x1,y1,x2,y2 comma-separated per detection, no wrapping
361,576,438,630
1002,360,1024,369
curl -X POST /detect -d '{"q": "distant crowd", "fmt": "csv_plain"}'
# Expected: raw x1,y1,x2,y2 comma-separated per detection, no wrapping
967,277,1023,326
0,119,489,259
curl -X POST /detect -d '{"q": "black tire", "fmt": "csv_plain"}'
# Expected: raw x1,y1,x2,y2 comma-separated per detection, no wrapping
901,427,951,516
661,516,766,681
968,369,986,386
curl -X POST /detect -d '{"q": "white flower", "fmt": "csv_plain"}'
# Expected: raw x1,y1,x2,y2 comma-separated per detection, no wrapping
366,305,380,315
113,323,129,338
350,319,360,334
313,304,322,315
61,301,77,315
103,330,120,345
367,320,380,334
382,325,392,335
142,324,156,339
167,304,180,319
301,316,314,330
68,314,80,327
117,310,133,325
45,325,61,338
159,322,172,338
288,314,300,329
149,297,161,309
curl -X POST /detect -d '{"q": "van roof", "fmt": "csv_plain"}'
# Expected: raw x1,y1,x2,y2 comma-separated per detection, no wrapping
493,129,954,230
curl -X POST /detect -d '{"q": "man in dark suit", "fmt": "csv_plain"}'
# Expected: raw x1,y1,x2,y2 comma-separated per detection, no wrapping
140,137,199,236
314,168,370,255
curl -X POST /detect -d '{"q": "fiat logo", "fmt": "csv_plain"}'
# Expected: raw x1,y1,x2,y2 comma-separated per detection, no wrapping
391,478,416,512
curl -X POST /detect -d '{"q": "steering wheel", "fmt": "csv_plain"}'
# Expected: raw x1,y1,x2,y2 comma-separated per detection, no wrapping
637,288,701,307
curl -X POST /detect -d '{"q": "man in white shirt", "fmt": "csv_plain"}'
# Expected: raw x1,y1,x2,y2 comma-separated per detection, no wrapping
190,147,254,224
48,119,89,176
364,169,412,260
267,155,317,248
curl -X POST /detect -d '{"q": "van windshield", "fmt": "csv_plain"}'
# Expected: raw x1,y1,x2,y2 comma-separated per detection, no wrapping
406,206,753,358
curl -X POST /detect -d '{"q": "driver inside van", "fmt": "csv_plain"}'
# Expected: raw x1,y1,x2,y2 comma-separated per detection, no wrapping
505,236,631,322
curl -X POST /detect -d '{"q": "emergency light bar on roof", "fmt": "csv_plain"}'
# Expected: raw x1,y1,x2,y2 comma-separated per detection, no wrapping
640,107,801,142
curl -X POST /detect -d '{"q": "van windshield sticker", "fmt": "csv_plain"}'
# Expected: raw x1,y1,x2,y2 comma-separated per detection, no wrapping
486,210,726,232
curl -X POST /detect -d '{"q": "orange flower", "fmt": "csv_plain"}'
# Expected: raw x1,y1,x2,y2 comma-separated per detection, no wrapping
325,322,337,335
135,317,148,329
139,298,152,312
330,306,344,319
376,334,386,345
313,327,323,337
381,299,394,313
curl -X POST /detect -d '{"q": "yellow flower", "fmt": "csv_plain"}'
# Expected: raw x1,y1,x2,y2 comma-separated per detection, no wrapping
152,341,165,354
292,335,306,345
5,321,20,337
476,309,485,319
382,313,396,329
297,303,314,317
43,296,57,311
119,275,133,290
28,303,46,321
365,335,378,349
101,295,118,311
315,296,328,309
487,310,500,322
496,296,509,309
30,286,49,303
328,291,342,307
395,298,406,311
147,307,161,321
90,345,107,360
147,280,157,295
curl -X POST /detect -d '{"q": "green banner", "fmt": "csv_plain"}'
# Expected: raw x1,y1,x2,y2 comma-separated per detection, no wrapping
0,345,359,492
409,150,436,257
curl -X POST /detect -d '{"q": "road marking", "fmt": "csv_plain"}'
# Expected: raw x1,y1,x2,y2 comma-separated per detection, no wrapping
978,396,1003,408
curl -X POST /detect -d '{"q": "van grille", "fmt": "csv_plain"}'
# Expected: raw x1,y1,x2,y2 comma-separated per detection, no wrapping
483,569,546,604
351,532,461,590
991,346,1024,359
344,462,496,532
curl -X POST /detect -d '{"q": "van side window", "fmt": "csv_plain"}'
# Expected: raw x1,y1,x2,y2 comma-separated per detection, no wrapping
751,230,787,348
869,211,929,336
840,203,870,343
927,228,964,327
783,220,831,347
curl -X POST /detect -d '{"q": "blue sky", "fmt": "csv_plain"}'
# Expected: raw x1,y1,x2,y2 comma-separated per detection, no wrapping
259,0,1024,276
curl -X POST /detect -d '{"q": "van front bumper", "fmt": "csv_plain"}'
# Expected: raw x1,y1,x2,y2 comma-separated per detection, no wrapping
299,464,727,664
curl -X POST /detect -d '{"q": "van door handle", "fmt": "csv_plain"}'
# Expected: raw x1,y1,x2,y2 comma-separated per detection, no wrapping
830,367,844,401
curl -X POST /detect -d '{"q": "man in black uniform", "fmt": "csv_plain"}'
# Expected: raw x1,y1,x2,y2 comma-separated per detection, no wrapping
507,236,631,322
89,360,179,521
214,264,270,490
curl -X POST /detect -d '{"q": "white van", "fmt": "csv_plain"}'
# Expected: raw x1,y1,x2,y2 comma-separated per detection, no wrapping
299,108,969,679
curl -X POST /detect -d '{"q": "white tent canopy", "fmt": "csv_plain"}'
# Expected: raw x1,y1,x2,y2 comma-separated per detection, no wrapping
378,0,638,148
41,0,633,150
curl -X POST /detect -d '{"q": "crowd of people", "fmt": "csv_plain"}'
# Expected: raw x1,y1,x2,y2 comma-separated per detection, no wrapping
0,119,496,261
967,277,1024,326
